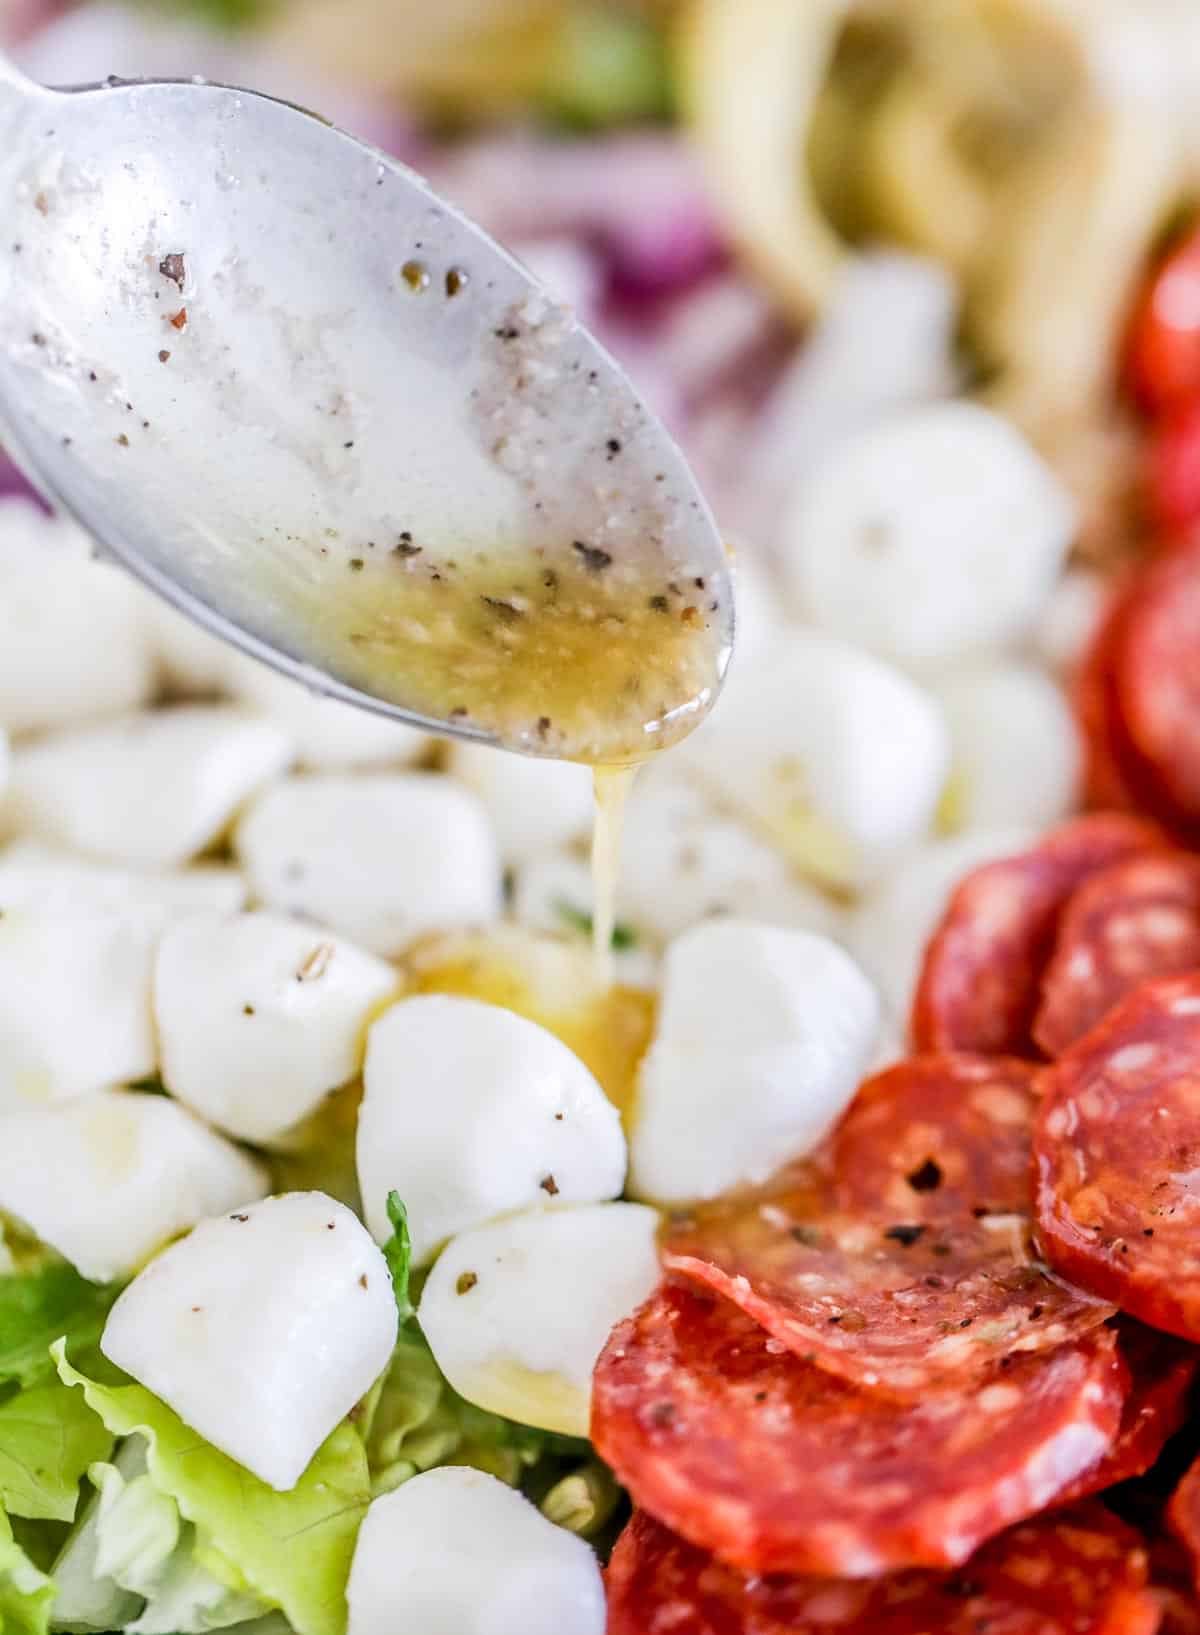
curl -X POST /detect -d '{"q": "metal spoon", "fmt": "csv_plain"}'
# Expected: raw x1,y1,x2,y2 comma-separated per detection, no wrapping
0,53,732,761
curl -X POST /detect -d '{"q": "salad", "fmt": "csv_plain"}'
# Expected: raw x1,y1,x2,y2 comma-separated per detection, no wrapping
4,2,1200,1633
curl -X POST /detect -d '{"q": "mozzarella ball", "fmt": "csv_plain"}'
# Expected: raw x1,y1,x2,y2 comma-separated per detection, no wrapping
419,1204,660,1438
675,631,949,889
0,840,245,924
446,743,593,868
102,1193,397,1491
629,920,879,1203
358,995,626,1264
1031,568,1108,675
6,707,293,867
227,657,433,771
783,402,1076,667
0,501,156,733
848,828,1034,1031
936,661,1081,833
141,594,240,697
235,774,502,956
0,912,157,1109
0,1089,268,1282
346,1468,604,1635
155,911,398,1144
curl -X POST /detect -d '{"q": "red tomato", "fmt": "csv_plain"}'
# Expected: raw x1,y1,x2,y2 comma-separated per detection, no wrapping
1125,227,1200,416
1146,401,1200,534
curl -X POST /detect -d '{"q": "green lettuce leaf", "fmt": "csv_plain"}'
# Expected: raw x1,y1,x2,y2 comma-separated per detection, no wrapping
0,1265,120,1390
52,1347,370,1635
379,1194,414,1328
0,1506,54,1635
0,1378,112,1521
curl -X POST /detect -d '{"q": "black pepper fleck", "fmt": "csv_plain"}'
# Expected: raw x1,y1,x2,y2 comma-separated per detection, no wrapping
456,1271,478,1295
348,558,364,571
573,540,613,573
159,252,186,287
907,1159,943,1192
540,1174,560,1196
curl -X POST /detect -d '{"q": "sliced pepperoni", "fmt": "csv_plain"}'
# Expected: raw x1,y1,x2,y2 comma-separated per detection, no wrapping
664,1055,1113,1396
605,1506,1160,1635
1073,580,1150,816
1051,1324,1198,1507
1117,537,1200,830
1036,971,1200,1342
1169,1453,1200,1599
592,1280,1127,1578
830,1054,1038,1222
1152,1536,1200,1635
911,813,1167,1057
1035,852,1200,1055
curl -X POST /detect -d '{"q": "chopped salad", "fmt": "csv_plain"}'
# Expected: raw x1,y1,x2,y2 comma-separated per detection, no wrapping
6,2,1200,1633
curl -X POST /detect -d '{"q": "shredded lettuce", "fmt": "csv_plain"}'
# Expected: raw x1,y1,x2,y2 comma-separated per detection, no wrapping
0,1264,120,1391
0,1377,112,1522
0,1506,54,1635
52,1348,369,1635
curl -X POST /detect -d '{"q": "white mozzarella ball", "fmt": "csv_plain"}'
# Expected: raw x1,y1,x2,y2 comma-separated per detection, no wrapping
0,840,245,924
418,1204,660,1438
227,657,433,771
102,1193,397,1491
848,829,1034,1031
0,501,156,733
0,1089,268,1282
629,920,879,1204
235,774,502,956
446,743,594,868
346,1468,605,1635
675,631,949,890
783,402,1076,667
6,708,293,867
0,913,157,1109
156,912,398,1144
936,661,1081,833
358,995,626,1265
1031,568,1108,675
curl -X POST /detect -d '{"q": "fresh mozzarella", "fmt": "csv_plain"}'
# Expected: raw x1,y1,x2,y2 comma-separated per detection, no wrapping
0,1089,268,1282
102,1193,397,1491
848,828,1035,1031
358,995,626,1264
155,911,398,1144
629,920,879,1203
0,912,158,1109
0,840,245,924
936,661,1082,833
1032,567,1108,674
675,630,949,889
513,779,843,947
235,773,502,956
0,501,156,733
141,595,239,697
445,743,594,868
346,1468,605,1635
227,657,433,771
5,708,293,868
418,1203,660,1438
782,402,1076,668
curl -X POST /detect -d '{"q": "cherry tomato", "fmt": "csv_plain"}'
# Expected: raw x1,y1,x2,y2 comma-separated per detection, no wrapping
1146,400,1200,534
1125,227,1200,416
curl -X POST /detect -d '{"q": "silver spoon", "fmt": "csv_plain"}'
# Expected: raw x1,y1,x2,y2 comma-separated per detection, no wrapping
0,52,732,762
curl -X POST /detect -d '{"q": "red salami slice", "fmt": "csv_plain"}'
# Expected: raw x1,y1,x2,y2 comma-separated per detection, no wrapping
1035,853,1200,1055
1117,537,1200,830
1169,1453,1200,1598
1073,582,1149,816
1036,972,1200,1341
592,1280,1127,1578
911,813,1166,1056
1151,1536,1200,1635
830,1054,1039,1222
664,1055,1113,1396
605,1506,1160,1635
1051,1325,1197,1507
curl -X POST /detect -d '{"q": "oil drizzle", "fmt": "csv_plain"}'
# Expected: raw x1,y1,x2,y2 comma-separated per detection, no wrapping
591,765,638,984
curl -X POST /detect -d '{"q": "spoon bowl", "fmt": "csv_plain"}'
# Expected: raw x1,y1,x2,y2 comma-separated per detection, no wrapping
0,56,732,760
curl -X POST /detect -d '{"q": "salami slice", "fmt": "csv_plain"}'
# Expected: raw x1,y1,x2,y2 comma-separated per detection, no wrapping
605,1506,1160,1635
1116,537,1200,831
664,1054,1113,1396
1035,853,1200,1055
592,1280,1127,1578
1036,972,1200,1341
1073,579,1155,816
1169,1453,1200,1598
911,813,1166,1056
1051,1325,1197,1507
